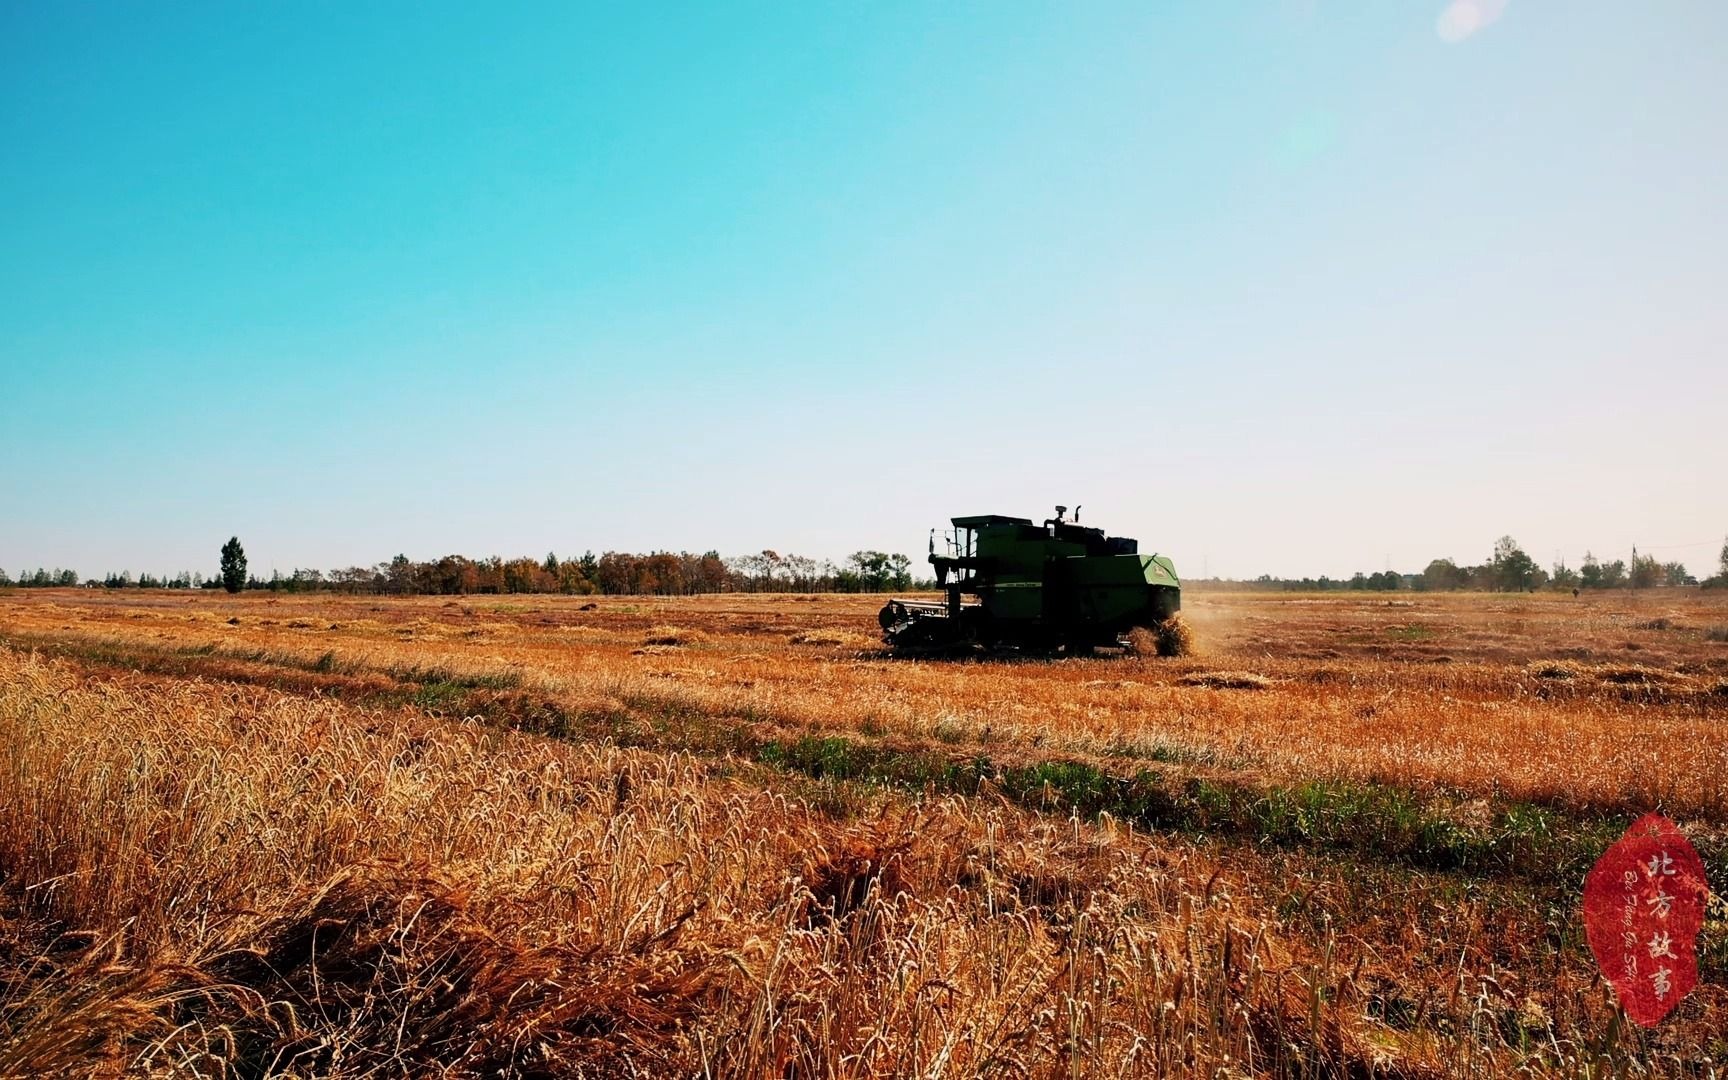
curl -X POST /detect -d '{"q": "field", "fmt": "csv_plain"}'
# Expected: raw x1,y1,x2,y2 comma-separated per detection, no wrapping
2,586,1726,1077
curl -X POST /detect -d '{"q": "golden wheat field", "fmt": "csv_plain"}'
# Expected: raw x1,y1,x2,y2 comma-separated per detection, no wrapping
2,586,1726,1078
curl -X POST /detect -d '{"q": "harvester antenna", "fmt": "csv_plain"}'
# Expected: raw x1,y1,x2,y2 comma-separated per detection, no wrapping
1074,505,1082,522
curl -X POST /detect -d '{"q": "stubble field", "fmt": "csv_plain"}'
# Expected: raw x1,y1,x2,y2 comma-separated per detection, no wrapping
2,586,1726,1077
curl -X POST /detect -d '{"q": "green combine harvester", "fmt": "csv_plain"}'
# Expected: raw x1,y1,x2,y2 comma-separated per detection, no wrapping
879,507,1181,655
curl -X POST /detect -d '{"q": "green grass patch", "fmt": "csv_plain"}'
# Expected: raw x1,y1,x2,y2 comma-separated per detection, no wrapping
384,663,522,690
750,733,1663,883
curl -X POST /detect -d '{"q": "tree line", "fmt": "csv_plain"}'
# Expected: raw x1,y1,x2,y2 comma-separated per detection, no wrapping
3,567,214,590
1209,535,1727,593
4,541,922,596
8,535,1724,596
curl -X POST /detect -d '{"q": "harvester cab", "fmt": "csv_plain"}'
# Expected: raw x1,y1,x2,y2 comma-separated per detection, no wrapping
879,507,1180,654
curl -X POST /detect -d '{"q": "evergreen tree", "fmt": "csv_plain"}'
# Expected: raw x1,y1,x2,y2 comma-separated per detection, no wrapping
219,537,247,594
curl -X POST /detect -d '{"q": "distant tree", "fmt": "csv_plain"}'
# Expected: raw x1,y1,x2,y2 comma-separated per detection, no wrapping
596,552,634,595
379,554,414,594
727,552,765,591
1718,537,1728,581
1491,536,1539,592
1421,558,1466,591
649,552,687,594
759,550,784,590
1661,561,1693,587
291,568,325,592
424,555,469,594
1599,559,1627,588
841,551,912,592
556,559,595,595
1550,560,1580,590
783,554,819,591
544,551,559,576
0,568,11,587
1628,551,1662,590
497,556,546,593
692,550,729,593
473,556,504,594
219,537,247,594
887,553,912,591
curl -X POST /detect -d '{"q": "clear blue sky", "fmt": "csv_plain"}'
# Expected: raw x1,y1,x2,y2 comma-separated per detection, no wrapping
3,2,1724,580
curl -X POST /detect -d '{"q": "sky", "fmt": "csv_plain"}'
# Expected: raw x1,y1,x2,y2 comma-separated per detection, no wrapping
2,1,1724,581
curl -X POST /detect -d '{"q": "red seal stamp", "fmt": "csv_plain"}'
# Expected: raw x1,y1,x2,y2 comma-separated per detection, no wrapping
1582,813,1708,1026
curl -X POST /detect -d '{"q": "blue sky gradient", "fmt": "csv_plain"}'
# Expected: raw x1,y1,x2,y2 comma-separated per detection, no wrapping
3,2,1724,580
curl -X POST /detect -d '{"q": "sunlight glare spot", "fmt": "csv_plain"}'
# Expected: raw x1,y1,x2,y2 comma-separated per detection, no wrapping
1436,0,1507,44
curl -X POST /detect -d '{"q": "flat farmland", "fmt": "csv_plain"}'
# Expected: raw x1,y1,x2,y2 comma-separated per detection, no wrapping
2,587,1726,1077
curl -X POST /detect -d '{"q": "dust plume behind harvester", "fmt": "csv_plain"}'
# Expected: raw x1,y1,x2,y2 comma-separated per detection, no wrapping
879,506,1184,656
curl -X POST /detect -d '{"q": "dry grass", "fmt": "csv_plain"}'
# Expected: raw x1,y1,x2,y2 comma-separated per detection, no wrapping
1127,613,1195,658
1177,669,1274,690
1153,611,1196,657
642,624,706,646
3,586,1727,1075
0,649,1436,1077
788,628,872,647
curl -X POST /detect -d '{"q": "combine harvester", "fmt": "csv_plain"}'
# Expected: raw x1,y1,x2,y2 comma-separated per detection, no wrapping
878,507,1182,655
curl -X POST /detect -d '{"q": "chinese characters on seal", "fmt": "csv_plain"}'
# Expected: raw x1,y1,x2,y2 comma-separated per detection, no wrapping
1582,813,1707,1026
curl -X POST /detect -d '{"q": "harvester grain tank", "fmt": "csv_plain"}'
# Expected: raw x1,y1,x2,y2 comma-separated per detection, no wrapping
878,507,1180,654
